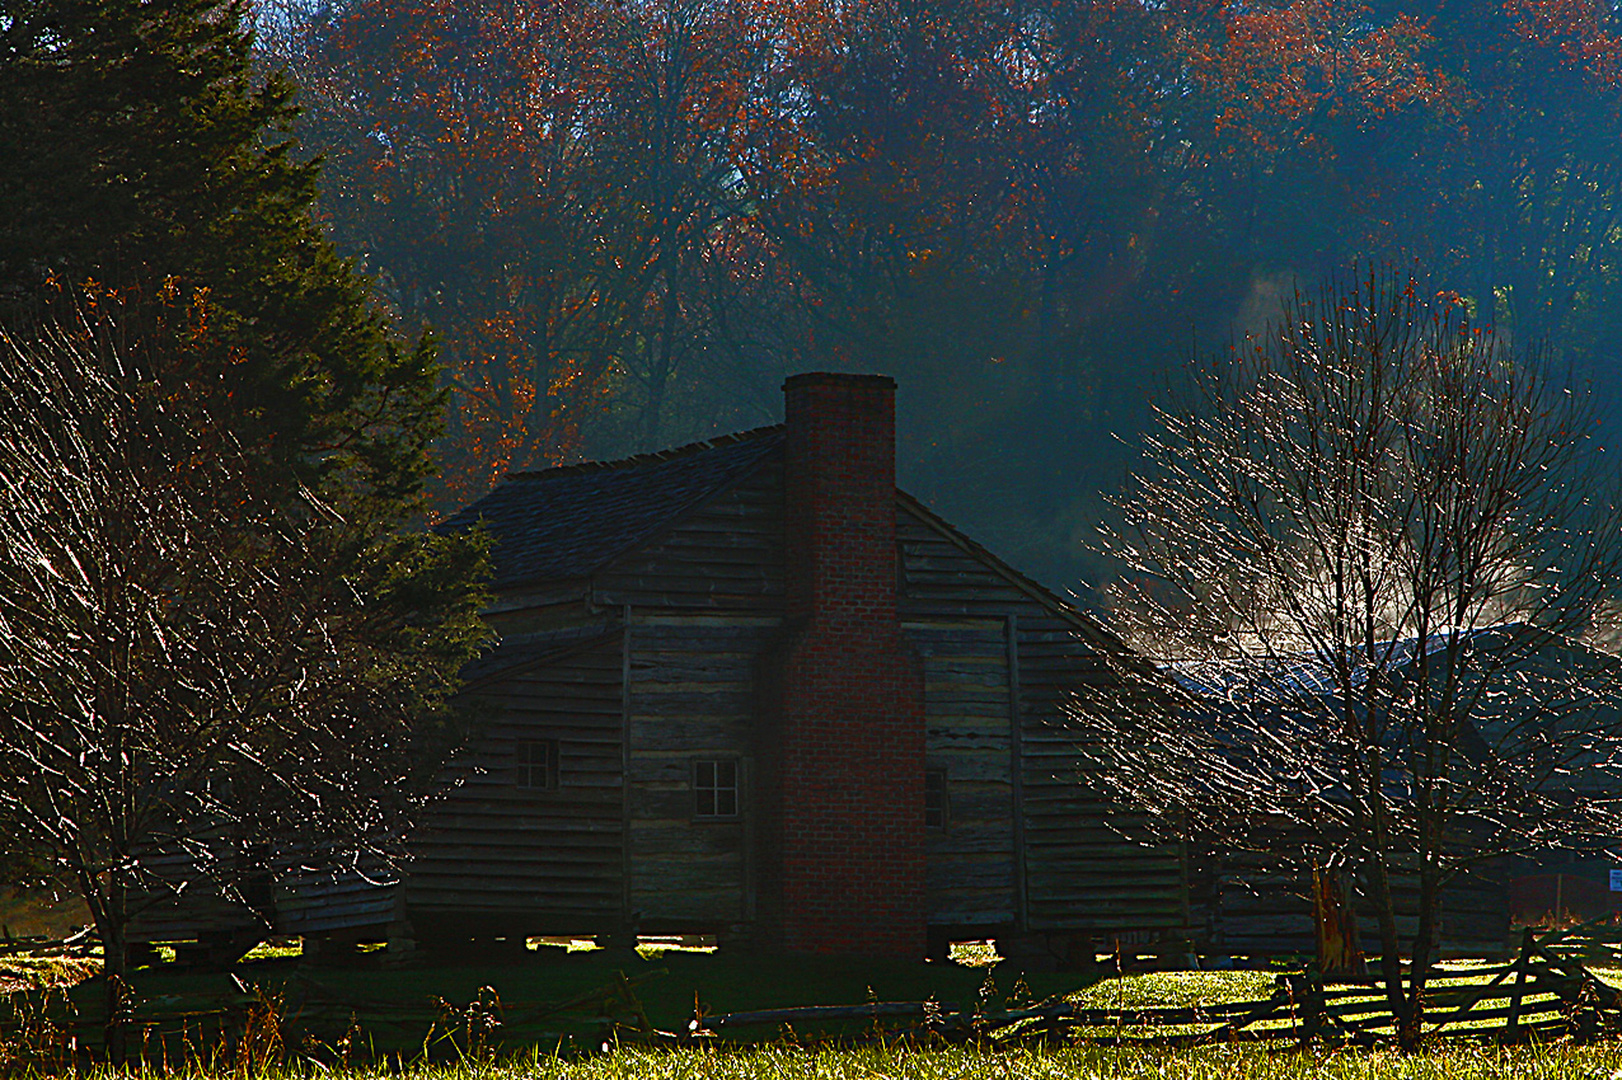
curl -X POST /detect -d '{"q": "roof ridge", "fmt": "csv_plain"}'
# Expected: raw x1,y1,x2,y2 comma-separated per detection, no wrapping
506,424,785,482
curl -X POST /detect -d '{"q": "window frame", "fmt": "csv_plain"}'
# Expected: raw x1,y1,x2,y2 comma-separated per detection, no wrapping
515,739,560,792
925,767,949,830
692,757,742,821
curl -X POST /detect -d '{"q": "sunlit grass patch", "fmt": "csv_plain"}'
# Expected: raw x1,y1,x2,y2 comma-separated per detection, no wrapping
949,941,1000,968
0,953,99,991
278,1042,1622,1080
1069,969,1278,1011
241,939,302,963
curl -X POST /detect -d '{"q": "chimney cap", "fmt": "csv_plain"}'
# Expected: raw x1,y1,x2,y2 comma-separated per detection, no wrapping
783,371,896,392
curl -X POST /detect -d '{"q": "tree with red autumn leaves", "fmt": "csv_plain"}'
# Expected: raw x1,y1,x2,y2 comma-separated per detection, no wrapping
276,0,1622,588
286,0,794,504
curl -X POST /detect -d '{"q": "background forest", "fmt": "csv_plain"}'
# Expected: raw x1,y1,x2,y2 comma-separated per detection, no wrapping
259,0,1622,595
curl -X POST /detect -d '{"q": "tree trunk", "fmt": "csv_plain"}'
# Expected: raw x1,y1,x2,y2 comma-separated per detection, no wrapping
82,865,132,1066
643,228,680,452
1397,840,1444,1052
100,921,129,1065
1395,997,1423,1053
1366,850,1417,1046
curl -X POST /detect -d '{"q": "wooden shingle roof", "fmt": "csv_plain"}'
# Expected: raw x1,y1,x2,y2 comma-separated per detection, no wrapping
440,420,1137,672
441,426,785,589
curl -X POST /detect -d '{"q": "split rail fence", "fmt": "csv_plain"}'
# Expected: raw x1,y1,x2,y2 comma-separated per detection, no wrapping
696,921,1622,1046
6,920,1622,1063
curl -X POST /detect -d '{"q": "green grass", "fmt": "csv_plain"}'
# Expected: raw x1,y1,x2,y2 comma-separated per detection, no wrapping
422,1043,1622,1080
0,954,98,991
12,952,1622,1074
1060,960,1622,1041
31,1042,1622,1079
15,942,1096,1058
240,941,302,964
1071,971,1279,1012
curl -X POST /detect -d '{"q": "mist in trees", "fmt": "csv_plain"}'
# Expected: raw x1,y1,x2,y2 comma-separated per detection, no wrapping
264,0,1622,594
1096,268,1622,1049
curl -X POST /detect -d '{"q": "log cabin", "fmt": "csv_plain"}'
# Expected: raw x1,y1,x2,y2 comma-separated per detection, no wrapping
127,372,1186,965
383,372,1186,962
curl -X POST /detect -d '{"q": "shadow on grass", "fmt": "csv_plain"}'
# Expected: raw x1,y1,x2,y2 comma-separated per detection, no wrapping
46,945,1105,1059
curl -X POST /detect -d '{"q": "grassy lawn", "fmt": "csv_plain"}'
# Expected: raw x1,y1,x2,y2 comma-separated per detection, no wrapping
1071,970,1281,1012
424,1043,1622,1079
6,941,1100,1058
8,949,1622,1073
14,1043,1616,1079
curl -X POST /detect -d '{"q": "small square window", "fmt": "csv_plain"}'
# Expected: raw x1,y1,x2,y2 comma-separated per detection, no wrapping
517,740,559,790
694,759,740,818
925,768,948,829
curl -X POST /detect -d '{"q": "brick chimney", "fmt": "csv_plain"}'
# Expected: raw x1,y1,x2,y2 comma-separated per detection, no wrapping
762,373,926,958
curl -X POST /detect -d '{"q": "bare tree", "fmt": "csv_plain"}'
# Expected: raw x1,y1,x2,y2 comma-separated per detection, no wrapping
1097,266,1622,1050
0,315,487,1060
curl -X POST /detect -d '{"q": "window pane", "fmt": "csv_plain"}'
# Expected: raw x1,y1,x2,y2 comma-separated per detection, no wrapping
694,759,740,818
925,769,946,828
517,741,558,790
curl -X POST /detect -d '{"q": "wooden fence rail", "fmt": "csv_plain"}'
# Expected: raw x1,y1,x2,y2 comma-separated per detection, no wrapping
693,923,1622,1047
7,920,1622,1060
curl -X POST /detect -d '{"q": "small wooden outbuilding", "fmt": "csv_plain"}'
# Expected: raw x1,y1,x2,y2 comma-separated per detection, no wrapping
1165,629,1622,963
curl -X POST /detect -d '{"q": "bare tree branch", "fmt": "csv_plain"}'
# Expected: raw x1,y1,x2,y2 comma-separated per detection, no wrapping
0,309,488,1059
1094,264,1622,1050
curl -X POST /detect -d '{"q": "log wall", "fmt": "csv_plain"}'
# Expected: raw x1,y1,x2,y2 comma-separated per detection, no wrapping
896,502,1187,937
623,614,773,932
593,462,785,613
1207,853,1511,960
590,466,783,932
904,615,1016,931
404,630,626,936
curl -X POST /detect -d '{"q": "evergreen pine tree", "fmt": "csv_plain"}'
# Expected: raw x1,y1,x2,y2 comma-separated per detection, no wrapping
0,4,490,1056
0,0,440,503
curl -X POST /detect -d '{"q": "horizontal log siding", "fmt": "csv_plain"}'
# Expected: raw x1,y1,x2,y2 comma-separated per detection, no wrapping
482,587,594,636
903,617,1016,928
405,632,625,930
583,464,786,931
127,849,268,945
1018,616,1185,932
274,870,397,937
132,843,400,944
898,508,1186,935
1210,851,1510,959
624,616,777,931
594,463,784,611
